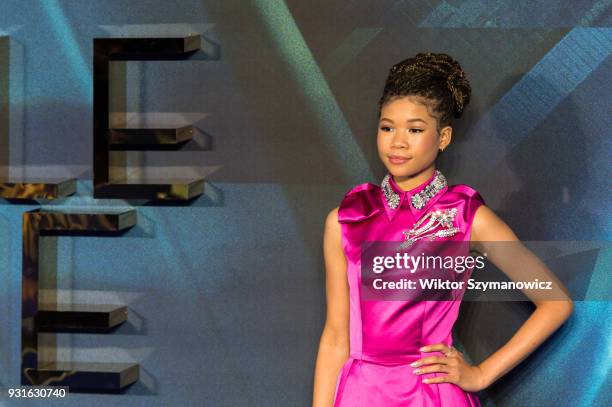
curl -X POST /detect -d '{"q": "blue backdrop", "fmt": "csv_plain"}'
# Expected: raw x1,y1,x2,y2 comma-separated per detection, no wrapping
0,1,610,406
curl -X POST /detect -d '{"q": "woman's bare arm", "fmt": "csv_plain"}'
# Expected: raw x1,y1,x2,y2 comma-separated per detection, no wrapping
470,205,574,389
312,207,350,407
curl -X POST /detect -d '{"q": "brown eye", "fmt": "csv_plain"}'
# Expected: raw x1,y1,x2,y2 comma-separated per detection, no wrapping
380,126,392,132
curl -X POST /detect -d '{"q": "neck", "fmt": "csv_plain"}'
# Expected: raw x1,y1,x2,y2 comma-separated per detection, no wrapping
392,166,436,192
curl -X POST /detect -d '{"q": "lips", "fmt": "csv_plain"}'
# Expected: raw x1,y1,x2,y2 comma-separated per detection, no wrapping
388,155,412,164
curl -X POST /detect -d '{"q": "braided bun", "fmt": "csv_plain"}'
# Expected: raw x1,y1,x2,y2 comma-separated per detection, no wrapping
378,52,471,130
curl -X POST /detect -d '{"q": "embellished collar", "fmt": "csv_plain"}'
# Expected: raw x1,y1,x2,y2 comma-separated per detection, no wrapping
380,170,448,221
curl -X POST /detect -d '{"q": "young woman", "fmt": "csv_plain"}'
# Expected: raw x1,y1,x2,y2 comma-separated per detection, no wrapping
312,52,574,406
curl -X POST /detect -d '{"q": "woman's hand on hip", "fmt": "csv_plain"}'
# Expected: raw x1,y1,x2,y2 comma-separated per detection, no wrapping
410,343,487,392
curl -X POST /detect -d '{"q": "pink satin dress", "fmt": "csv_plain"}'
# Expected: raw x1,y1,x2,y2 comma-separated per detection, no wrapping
333,170,484,407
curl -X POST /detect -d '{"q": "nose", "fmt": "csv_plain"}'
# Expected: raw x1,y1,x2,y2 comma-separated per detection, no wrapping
391,131,408,149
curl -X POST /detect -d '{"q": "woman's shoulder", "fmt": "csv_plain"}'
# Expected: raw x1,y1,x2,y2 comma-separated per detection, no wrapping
343,182,380,196
336,182,384,224
446,183,487,225
446,183,486,203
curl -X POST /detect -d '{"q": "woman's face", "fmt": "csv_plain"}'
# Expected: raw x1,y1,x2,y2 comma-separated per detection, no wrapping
377,96,449,179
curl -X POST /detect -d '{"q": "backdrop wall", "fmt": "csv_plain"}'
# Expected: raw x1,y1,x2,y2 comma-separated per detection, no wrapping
0,1,610,406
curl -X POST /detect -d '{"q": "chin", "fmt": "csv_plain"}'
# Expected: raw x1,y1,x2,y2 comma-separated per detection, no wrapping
386,162,430,178
385,161,414,175
386,166,414,178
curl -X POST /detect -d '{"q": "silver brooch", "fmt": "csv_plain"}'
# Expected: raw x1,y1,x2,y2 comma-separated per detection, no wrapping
398,208,459,250
381,170,447,210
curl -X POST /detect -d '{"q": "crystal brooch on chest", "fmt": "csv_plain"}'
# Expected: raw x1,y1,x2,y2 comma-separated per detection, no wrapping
398,208,460,250
381,170,447,210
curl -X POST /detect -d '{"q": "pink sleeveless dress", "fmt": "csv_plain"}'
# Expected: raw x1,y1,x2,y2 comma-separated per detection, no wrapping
333,170,484,407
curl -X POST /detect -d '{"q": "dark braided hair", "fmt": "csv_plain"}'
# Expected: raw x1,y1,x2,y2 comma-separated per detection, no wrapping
378,52,471,132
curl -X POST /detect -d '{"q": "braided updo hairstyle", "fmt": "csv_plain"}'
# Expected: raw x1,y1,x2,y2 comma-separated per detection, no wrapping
378,52,471,132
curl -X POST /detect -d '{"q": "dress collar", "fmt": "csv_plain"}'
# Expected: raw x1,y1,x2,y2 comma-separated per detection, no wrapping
380,169,449,221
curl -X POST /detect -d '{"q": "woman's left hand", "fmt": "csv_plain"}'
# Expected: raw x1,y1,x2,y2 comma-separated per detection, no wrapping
410,343,487,392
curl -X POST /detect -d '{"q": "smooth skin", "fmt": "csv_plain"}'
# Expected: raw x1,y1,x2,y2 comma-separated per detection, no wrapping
312,96,574,406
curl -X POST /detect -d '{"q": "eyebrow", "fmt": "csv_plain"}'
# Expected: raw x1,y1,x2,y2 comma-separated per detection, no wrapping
380,117,428,124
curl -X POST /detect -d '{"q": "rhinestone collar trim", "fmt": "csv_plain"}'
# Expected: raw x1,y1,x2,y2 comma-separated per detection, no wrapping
381,170,447,210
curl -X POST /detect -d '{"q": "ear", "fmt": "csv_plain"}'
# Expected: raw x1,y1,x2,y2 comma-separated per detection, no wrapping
439,126,452,151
